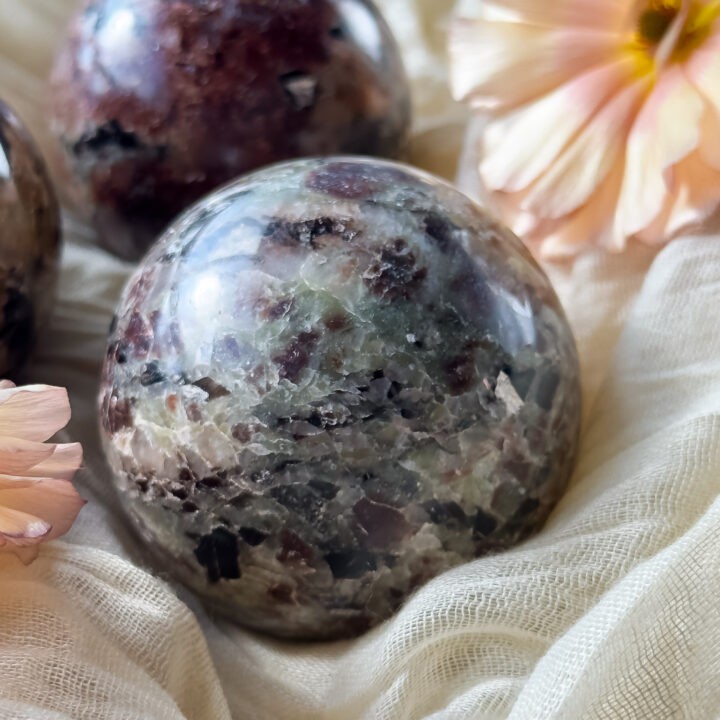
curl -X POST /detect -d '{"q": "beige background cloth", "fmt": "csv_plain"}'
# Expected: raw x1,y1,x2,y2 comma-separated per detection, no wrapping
0,1,718,718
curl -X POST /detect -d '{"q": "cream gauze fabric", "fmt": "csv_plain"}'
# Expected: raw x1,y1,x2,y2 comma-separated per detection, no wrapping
0,1,719,719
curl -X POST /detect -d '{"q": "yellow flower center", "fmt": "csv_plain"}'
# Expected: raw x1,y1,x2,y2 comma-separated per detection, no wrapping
631,0,720,72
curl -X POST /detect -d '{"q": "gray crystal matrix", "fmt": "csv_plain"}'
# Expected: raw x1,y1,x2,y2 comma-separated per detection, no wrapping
99,157,580,640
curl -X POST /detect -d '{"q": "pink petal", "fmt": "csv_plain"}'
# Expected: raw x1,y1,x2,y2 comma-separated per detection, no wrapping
633,192,675,247
0,436,55,476
481,58,639,193
450,18,618,110
684,28,720,115
663,152,720,238
685,35,720,172
615,67,705,238
697,110,720,170
0,505,51,539
27,442,83,481
0,477,85,543
630,153,720,246
474,0,632,31
522,79,647,218
0,474,34,489
0,385,71,442
535,160,626,257
0,518,45,564
486,187,541,240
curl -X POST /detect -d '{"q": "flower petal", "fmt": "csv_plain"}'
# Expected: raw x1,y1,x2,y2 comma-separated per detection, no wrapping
0,436,55,476
0,474,34,489
465,0,632,30
0,505,51,540
487,187,540,240
535,160,627,257
28,442,83,480
0,385,71,441
615,67,705,238
481,58,639,194
697,109,720,170
685,34,720,172
0,477,85,543
633,192,675,247
0,437,81,480
684,29,720,115
450,18,619,111
522,78,647,218
656,152,720,239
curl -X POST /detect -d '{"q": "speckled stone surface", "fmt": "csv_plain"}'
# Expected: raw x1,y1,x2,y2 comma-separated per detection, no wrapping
0,101,60,380
99,158,581,640
50,0,410,261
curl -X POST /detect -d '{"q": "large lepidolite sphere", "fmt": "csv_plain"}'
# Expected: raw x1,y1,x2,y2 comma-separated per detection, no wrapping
50,0,410,261
0,101,60,379
99,158,580,640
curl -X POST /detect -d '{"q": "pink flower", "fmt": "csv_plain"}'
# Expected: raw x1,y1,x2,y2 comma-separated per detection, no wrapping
0,381,84,563
450,0,720,258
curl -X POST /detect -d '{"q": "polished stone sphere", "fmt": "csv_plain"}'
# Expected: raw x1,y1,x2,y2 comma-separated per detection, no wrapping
50,0,411,261
0,101,60,379
99,157,580,640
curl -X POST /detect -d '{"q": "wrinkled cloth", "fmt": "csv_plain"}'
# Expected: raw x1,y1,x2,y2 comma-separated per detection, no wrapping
0,1,718,719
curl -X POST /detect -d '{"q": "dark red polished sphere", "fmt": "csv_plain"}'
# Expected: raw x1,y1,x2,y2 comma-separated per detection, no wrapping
50,0,411,260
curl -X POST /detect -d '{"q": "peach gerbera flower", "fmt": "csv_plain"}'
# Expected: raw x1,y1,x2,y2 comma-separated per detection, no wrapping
450,0,720,258
0,381,84,563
